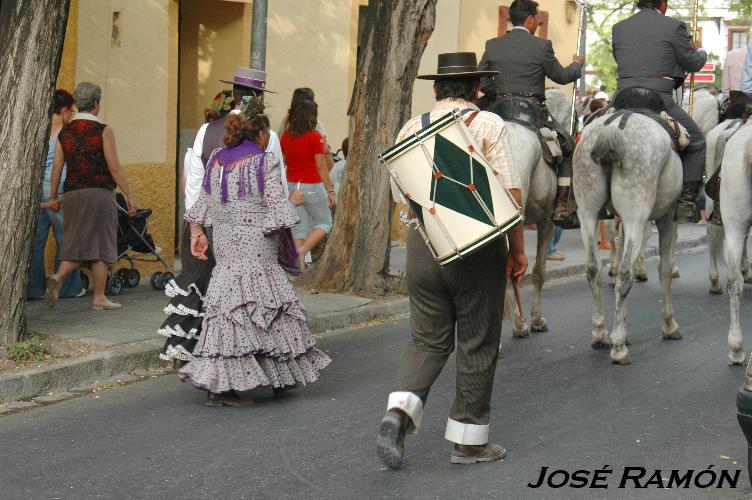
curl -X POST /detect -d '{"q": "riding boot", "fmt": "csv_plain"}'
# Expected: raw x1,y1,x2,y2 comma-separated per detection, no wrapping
709,200,723,226
552,185,579,229
675,181,702,224
553,186,574,221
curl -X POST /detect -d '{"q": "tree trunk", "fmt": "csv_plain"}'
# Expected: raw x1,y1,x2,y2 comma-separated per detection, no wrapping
0,0,70,343
303,0,437,294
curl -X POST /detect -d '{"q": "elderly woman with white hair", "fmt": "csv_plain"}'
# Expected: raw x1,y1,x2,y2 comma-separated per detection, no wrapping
46,82,137,311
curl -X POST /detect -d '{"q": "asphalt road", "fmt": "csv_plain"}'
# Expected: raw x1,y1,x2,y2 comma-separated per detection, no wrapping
2,249,751,500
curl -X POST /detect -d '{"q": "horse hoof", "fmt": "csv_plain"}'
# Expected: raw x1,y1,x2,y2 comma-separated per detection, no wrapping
662,329,683,340
610,354,633,365
531,319,548,333
708,287,723,295
728,351,746,366
512,328,530,339
635,273,648,282
672,267,680,279
591,341,610,351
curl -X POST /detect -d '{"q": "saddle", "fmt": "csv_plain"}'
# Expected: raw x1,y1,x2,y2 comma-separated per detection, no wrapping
491,95,567,167
603,88,690,152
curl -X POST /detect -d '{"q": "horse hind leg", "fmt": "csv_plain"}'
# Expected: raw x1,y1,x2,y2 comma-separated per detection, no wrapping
656,215,681,340
530,221,554,333
742,239,752,285
707,223,724,294
580,212,608,350
634,222,650,282
609,222,647,365
726,225,749,365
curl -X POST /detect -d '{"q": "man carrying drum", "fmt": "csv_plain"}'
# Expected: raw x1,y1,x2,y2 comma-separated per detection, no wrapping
376,52,527,468
479,0,584,226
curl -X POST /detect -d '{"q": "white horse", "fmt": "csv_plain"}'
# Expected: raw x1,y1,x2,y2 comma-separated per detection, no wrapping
495,89,564,336
722,123,752,365
705,119,752,294
574,112,682,364
683,88,722,136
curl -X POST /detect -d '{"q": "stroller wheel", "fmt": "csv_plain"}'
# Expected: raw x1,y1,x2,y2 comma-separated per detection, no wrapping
160,272,174,289
125,269,140,288
107,275,124,296
150,272,164,290
80,271,89,291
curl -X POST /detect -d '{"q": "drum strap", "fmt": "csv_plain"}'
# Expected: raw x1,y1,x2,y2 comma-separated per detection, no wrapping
421,108,480,129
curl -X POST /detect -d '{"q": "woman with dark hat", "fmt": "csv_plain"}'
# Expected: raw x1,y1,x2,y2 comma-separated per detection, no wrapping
376,52,527,468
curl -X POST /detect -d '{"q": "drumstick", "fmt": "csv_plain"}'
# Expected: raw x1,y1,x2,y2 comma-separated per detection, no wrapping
512,279,525,320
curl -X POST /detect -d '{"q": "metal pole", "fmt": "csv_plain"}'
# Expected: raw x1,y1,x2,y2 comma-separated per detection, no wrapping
579,6,588,97
250,0,268,71
688,0,699,117
569,0,587,134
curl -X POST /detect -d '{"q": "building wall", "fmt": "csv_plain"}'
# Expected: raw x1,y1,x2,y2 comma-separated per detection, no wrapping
72,0,177,274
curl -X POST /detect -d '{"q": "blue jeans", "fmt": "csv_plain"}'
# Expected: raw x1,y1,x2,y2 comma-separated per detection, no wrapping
27,207,82,299
547,226,563,256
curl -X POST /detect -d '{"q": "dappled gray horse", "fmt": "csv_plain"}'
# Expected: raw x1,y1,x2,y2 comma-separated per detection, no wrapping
683,88,722,136
705,119,751,295
574,113,682,365
493,89,565,337
722,123,752,365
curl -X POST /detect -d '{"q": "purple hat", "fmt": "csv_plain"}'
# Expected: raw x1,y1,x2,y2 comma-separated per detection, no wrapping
220,66,276,93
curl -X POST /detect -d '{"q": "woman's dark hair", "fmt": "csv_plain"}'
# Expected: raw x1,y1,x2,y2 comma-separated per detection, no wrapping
589,98,607,114
53,89,75,114
636,0,664,8
434,77,481,102
509,0,539,26
284,87,316,132
288,100,318,137
224,97,268,147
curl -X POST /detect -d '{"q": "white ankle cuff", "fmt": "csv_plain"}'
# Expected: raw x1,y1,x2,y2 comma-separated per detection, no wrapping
387,391,423,433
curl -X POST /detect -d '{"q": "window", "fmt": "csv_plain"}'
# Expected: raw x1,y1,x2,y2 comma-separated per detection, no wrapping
729,28,749,51
498,5,549,39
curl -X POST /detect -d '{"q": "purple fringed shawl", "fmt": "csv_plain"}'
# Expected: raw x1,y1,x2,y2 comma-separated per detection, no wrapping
202,140,300,275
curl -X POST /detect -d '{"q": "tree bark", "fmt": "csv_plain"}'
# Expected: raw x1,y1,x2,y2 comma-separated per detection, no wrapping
0,0,70,343
303,0,437,294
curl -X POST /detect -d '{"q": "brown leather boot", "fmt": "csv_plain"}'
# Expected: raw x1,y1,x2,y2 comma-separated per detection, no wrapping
450,443,507,464
376,409,409,469
675,181,702,224
552,186,573,222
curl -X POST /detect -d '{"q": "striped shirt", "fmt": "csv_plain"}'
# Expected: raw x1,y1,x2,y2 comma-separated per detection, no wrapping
392,98,520,203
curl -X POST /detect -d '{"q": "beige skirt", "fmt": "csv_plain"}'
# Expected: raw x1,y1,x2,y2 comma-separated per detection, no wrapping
61,188,117,264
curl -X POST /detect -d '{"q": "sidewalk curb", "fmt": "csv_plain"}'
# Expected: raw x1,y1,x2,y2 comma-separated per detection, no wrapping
0,235,705,405
519,234,707,286
0,298,411,404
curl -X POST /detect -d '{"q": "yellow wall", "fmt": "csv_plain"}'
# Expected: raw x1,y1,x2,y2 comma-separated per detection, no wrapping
265,0,355,148
57,0,79,93
68,0,177,274
179,0,249,130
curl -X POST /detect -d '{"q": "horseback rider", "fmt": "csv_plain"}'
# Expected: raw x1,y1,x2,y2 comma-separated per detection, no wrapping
479,0,584,225
612,0,707,223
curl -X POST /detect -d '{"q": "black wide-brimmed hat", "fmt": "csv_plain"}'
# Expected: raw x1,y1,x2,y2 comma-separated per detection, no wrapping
416,52,499,80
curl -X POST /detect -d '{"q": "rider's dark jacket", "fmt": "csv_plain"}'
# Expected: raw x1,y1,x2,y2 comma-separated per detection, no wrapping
612,8,707,93
479,27,581,98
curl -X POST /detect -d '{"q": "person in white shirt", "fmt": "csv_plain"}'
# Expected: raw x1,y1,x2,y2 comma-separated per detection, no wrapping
723,43,750,111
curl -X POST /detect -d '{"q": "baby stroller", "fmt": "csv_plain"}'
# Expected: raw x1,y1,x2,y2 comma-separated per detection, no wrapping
80,194,174,295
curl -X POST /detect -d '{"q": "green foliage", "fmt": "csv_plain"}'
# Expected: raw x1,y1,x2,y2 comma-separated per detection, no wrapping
4,335,54,362
731,0,752,21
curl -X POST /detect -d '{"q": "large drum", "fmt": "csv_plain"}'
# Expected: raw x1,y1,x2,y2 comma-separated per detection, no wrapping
380,110,523,266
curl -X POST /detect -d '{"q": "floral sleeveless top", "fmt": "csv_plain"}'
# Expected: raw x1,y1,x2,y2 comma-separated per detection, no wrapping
58,118,116,192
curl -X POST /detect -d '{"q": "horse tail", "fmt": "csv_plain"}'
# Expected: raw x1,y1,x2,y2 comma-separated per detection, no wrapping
590,126,624,170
